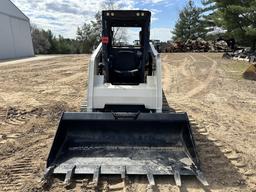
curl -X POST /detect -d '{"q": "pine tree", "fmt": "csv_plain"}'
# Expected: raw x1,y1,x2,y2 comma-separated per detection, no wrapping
47,30,58,54
172,0,208,42
202,0,256,50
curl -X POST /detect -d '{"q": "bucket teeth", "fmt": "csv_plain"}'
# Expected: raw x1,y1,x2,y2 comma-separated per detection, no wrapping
195,170,209,186
121,166,126,180
190,165,209,186
64,165,76,187
146,169,155,186
173,169,181,187
93,166,101,186
41,165,55,185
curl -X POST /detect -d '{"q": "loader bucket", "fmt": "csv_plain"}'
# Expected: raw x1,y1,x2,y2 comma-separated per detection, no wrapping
243,64,256,81
46,112,207,186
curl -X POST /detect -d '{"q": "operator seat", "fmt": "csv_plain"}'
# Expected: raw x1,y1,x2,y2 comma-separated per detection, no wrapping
109,50,142,84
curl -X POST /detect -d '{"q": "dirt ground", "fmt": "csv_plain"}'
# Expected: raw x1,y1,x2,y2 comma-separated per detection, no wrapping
0,53,255,192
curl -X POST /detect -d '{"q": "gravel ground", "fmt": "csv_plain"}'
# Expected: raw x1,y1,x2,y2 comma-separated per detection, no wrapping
0,53,255,192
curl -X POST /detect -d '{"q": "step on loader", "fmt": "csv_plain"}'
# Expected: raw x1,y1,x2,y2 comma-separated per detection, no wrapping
45,10,208,187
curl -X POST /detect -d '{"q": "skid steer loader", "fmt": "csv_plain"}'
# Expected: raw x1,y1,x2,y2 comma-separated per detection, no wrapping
45,10,208,187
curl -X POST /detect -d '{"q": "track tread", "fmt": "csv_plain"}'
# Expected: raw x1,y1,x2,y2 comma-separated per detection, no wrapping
0,153,37,191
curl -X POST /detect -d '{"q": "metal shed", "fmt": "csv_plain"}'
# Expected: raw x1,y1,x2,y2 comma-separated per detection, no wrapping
0,0,34,60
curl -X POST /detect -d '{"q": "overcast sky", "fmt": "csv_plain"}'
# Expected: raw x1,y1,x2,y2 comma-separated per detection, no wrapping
11,0,203,42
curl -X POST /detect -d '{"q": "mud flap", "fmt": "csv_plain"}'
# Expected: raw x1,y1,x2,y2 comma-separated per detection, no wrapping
46,112,208,186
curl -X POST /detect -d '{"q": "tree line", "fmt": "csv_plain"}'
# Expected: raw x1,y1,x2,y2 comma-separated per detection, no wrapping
31,0,119,55
31,12,101,54
32,11,128,54
32,0,256,54
173,0,256,50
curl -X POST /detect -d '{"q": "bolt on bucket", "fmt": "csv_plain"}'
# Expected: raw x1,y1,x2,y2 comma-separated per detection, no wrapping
46,112,208,186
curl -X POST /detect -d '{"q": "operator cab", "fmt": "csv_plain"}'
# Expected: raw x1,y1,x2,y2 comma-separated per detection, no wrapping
102,10,151,85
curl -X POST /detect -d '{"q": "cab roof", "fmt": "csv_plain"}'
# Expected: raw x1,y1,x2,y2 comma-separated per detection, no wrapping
102,10,151,27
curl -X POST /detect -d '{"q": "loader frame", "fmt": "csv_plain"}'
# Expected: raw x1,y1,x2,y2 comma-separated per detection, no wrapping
86,42,162,112
45,10,208,188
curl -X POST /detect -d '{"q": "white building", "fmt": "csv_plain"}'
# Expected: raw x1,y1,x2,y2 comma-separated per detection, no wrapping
0,0,34,60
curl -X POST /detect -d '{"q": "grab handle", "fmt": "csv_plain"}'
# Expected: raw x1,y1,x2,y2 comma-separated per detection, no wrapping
112,112,140,120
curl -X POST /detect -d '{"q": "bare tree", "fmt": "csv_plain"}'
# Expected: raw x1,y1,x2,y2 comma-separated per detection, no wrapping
101,0,120,10
101,0,128,44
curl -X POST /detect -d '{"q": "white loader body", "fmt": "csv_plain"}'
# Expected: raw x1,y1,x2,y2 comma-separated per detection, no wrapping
86,43,162,112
